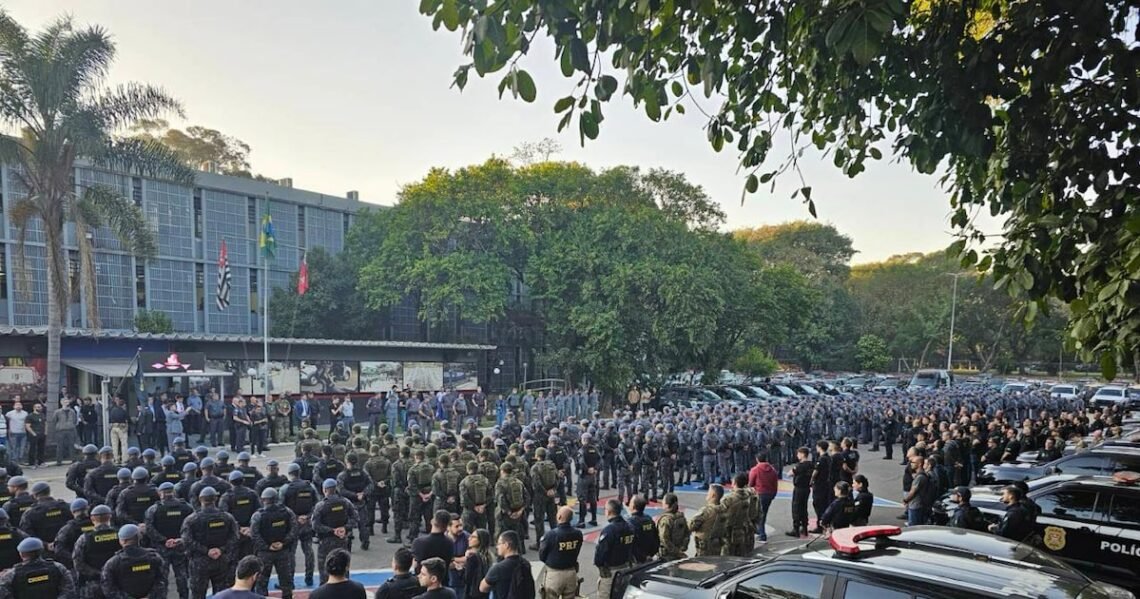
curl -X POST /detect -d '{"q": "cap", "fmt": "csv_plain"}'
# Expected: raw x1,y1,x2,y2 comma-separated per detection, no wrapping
216,451,230,460
161,456,175,466
116,468,132,480
267,460,278,467
182,462,198,473
287,463,301,474
953,486,971,501
125,447,139,456
260,488,278,500
142,449,157,458
228,470,244,482
238,452,251,461
100,446,115,455
198,487,218,498
158,482,175,491
0,468,8,478
194,446,208,455
322,479,337,490
173,437,185,445
200,458,215,468
16,538,43,552
91,505,113,516
82,444,98,455
30,482,49,495
118,524,140,540
70,498,89,512
132,467,150,481
8,476,27,487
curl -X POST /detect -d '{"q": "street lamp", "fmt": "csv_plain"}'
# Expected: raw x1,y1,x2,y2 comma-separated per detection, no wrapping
945,272,964,371
246,367,257,395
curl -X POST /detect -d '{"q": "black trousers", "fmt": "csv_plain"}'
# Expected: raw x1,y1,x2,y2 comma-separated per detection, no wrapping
792,487,810,533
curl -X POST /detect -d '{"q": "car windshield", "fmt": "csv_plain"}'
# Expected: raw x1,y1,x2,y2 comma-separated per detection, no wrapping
746,386,772,398
1098,389,1123,397
721,387,747,400
799,384,819,394
774,385,795,396
697,390,722,402
1051,386,1074,394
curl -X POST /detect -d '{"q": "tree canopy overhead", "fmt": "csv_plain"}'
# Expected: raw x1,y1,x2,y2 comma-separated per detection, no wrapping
419,0,1140,375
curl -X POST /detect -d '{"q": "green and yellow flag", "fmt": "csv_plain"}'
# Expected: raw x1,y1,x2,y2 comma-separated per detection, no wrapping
259,212,276,259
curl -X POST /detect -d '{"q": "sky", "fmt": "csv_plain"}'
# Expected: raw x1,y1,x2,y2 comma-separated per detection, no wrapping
4,0,999,263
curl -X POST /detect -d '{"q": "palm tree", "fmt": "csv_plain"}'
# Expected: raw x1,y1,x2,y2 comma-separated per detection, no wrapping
0,12,193,405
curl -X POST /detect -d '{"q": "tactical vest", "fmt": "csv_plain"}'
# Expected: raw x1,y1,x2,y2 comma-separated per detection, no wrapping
342,470,369,494
93,468,120,496
226,488,258,526
258,507,290,544
201,510,233,547
724,493,750,538
410,464,433,491
82,527,121,572
661,512,687,548
114,550,158,598
391,461,408,490
318,459,343,481
125,489,157,523
152,501,193,540
157,471,182,486
478,462,498,488
12,560,61,599
296,456,318,481
468,476,488,506
364,458,390,489
443,469,460,497
172,450,194,470
537,462,557,490
285,483,316,516
0,528,20,570
323,501,349,529
32,502,69,541
505,478,525,511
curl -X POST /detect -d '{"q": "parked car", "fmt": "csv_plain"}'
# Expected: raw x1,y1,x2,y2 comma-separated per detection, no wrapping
1091,386,1136,409
1002,382,1033,394
653,385,725,410
728,384,774,401
977,447,1140,484
909,368,953,389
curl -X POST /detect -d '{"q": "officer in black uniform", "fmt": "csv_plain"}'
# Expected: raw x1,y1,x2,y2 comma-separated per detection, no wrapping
188,458,230,508
73,504,120,599
4,478,35,533
213,451,234,478
52,499,91,569
104,469,133,513
150,457,182,488
115,468,158,526
594,499,634,599
219,470,258,559
255,460,287,495
141,449,162,477
575,434,601,528
19,483,69,549
314,446,344,484
0,537,75,599
0,470,13,508
83,448,119,507
538,506,583,599
191,446,208,465
100,524,166,599
234,453,262,487
124,448,143,471
311,479,357,585
173,463,198,505
144,483,192,599
250,488,298,599
281,464,318,587
786,446,813,537
66,446,100,500
169,438,194,471
0,509,28,571
180,487,238,599
336,453,373,550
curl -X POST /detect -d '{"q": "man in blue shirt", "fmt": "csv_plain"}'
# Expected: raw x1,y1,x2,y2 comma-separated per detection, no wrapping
205,394,225,448
187,392,204,445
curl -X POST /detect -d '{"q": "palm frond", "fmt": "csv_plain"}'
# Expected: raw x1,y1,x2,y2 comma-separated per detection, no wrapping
7,197,39,300
0,135,30,165
81,183,156,257
60,107,110,158
70,194,103,230
73,217,101,329
55,24,114,96
92,83,183,131
0,9,28,63
91,136,194,184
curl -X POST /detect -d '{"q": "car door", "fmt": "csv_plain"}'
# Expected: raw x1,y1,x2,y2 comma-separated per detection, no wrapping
1050,454,1112,476
1032,487,1106,573
1092,490,1140,586
726,568,837,599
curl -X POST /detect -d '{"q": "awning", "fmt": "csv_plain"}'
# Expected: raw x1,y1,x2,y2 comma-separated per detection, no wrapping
62,358,232,378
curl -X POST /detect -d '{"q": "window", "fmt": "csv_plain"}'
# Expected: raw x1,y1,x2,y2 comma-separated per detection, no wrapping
1035,489,1099,521
193,189,203,239
1108,493,1140,527
247,197,258,236
131,176,143,206
135,261,147,309
844,581,910,599
1054,456,1109,475
343,212,350,237
297,205,306,248
0,244,7,300
195,262,205,312
249,269,259,314
1113,456,1140,473
737,570,824,599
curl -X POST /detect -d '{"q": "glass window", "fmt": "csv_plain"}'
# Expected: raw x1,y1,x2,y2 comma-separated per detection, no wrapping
1108,493,1140,527
1035,489,1099,521
1054,456,1109,475
844,581,909,599
737,570,823,599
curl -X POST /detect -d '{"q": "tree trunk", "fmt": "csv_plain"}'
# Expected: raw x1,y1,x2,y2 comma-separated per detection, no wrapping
44,224,69,410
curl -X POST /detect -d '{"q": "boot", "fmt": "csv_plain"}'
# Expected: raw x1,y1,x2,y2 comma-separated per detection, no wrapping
589,506,598,527
386,527,402,543
381,522,388,535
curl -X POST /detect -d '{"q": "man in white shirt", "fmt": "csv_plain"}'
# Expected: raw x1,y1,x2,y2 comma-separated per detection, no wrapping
5,399,28,464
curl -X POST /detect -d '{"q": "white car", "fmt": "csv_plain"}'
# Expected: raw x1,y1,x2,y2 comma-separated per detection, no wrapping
1090,386,1132,408
1049,384,1079,400
1001,382,1031,394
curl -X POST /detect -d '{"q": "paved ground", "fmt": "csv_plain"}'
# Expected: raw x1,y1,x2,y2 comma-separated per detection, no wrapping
27,441,910,599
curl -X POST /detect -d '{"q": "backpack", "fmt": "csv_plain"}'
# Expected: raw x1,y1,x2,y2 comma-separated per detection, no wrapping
414,465,433,489
537,462,557,490
470,476,488,506
444,469,460,497
506,478,525,510
725,493,749,534
509,557,536,599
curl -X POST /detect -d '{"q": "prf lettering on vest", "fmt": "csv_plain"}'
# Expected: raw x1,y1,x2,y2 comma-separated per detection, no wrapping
558,540,580,551
45,510,61,517
1100,540,1140,557
621,533,634,545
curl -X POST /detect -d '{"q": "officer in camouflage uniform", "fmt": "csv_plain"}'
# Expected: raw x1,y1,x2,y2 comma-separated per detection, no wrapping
272,395,292,443
255,460,288,496
336,452,373,550
700,424,719,488
250,488,298,599
657,493,689,560
311,479,357,584
720,473,761,557
405,448,434,544
494,462,527,553
72,504,119,599
0,537,74,599
52,499,92,570
476,450,499,536
660,425,678,495
386,445,411,544
430,454,461,517
180,487,238,599
689,484,725,557
458,460,490,533
219,470,259,559
281,464,318,587
144,483,193,599
363,445,391,536
528,447,558,550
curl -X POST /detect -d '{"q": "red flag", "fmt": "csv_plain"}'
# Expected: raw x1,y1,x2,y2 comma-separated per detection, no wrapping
297,252,309,295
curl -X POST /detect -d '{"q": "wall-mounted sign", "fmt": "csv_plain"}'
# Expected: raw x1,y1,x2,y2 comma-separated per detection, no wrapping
140,352,206,374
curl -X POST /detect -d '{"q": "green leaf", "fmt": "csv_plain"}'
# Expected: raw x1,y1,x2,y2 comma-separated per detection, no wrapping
644,94,661,121
570,38,591,73
671,81,683,97
807,199,817,218
554,96,575,113
439,0,459,31
515,69,537,102
1100,351,1117,380
595,75,618,101
800,186,812,202
580,111,599,143
560,46,574,77
845,16,879,66
745,174,759,193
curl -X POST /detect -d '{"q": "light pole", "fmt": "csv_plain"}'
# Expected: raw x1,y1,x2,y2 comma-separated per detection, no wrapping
946,272,962,371
247,367,257,395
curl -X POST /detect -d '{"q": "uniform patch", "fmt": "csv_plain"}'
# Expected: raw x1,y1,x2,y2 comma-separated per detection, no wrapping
1043,526,1066,551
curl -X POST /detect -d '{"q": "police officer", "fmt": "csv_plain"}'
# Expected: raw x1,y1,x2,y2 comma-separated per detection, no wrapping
73,504,120,599
180,487,238,599
169,438,194,471
104,469,133,513
311,479,357,585
494,462,527,551
124,448,143,471
458,460,490,534
173,463,198,505
115,468,158,526
188,458,230,508
405,448,434,544
141,449,162,477
281,464,318,587
52,500,91,569
429,454,460,519
19,483,69,549
575,434,601,528
255,460,288,496
657,493,689,560
151,457,182,488
67,446,100,500
4,478,35,533
144,483,192,599
538,506,582,599
250,488,298,599
690,484,725,557
627,495,658,564
616,429,638,504
314,446,344,484
363,446,391,536
235,453,262,487
336,452,373,550
0,509,28,571
721,473,761,556
219,470,258,558
528,448,557,549
0,537,75,599
100,524,166,599
213,451,234,478
594,499,634,599
385,445,411,547
700,425,719,489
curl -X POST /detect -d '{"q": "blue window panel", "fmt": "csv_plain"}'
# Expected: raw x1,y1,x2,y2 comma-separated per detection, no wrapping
11,244,48,326
206,261,249,334
76,168,133,252
5,166,43,244
146,181,194,259
306,208,344,254
146,259,197,332
203,189,251,267
93,252,134,330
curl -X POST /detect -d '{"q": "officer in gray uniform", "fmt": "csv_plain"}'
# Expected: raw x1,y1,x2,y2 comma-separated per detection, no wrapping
0,537,75,599
250,488,298,599
144,483,193,599
700,425,719,488
73,504,119,599
616,428,639,504
280,464,318,587
99,524,166,599
179,487,238,599
219,470,258,559
310,479,357,585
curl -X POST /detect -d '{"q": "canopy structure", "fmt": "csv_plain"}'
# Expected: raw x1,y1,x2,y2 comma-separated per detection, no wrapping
62,357,233,379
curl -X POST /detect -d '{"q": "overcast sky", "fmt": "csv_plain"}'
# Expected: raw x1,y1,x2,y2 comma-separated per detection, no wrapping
5,0,1001,263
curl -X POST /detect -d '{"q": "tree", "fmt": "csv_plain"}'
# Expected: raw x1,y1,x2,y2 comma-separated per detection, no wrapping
510,137,562,164
0,13,193,404
419,0,1139,377
134,309,174,334
269,246,384,340
732,346,779,378
735,222,856,283
131,119,273,180
855,334,891,372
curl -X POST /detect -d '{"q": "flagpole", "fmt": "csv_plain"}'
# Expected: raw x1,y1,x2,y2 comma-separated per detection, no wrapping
262,197,270,408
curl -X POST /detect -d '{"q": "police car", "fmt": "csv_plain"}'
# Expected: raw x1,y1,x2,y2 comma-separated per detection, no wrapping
931,472,1140,594
977,446,1140,484
614,525,1129,599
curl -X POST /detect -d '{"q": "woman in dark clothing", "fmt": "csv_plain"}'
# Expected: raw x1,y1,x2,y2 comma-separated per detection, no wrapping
463,528,494,599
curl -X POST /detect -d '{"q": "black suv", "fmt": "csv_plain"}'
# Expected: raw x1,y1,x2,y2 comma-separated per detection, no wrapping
931,473,1140,594
654,386,727,410
615,525,1124,598
977,447,1140,484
